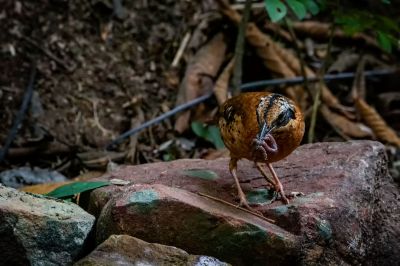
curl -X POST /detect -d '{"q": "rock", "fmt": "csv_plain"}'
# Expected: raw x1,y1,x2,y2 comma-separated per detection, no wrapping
89,141,399,265
75,234,230,266
96,184,299,265
0,185,95,265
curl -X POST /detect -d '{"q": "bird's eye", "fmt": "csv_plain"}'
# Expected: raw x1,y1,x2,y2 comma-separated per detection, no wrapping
276,108,294,128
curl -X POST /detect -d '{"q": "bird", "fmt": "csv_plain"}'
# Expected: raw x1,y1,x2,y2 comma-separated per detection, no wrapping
218,92,305,208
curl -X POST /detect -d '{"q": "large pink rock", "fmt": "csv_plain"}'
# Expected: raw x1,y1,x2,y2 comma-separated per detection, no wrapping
88,141,399,265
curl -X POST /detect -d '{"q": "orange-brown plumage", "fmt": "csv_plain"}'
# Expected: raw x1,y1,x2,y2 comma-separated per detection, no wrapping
218,92,305,207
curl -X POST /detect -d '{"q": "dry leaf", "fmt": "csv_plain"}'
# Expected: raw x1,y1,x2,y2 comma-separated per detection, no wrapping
214,57,235,106
320,104,373,138
174,32,227,133
328,51,360,73
292,21,380,50
350,55,399,147
263,21,304,49
355,98,400,147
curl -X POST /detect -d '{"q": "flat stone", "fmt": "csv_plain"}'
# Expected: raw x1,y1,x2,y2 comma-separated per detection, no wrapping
75,234,230,266
88,141,399,265
96,184,299,265
0,185,95,265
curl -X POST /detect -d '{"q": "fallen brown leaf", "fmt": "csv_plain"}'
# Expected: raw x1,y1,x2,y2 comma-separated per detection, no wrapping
292,21,380,50
320,104,373,138
355,98,400,147
174,32,227,133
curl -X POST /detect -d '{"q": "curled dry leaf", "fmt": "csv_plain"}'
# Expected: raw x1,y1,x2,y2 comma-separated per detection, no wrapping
174,32,227,133
320,104,373,138
214,57,235,106
292,21,380,50
263,21,304,50
355,98,400,147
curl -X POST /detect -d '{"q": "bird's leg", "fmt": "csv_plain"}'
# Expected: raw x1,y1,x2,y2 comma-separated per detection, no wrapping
267,163,289,204
229,158,251,209
255,162,276,188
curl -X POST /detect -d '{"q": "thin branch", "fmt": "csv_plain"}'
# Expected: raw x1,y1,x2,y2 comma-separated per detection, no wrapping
197,192,275,223
171,32,191,68
308,25,336,143
231,0,252,96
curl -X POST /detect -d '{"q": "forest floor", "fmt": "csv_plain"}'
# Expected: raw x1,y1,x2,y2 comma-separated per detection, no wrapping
0,0,399,187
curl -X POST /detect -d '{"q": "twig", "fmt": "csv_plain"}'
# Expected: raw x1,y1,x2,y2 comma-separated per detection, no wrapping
197,192,275,223
105,68,395,150
231,0,252,96
0,62,37,163
171,32,191,68
308,26,336,143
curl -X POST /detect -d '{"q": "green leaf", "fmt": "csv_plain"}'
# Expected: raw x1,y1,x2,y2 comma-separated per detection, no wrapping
264,0,287,22
286,0,307,20
191,122,225,149
335,14,364,35
376,31,392,52
191,121,208,138
382,0,391,4
207,126,225,149
299,0,320,15
377,16,400,32
183,169,219,180
46,181,110,198
162,153,175,161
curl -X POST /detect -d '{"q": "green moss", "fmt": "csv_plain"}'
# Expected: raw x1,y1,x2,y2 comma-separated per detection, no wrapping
183,169,219,180
129,189,159,214
316,218,332,241
273,205,289,215
129,189,159,203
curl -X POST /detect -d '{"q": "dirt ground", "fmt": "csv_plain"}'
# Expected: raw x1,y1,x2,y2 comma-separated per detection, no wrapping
0,0,219,174
1,0,399,181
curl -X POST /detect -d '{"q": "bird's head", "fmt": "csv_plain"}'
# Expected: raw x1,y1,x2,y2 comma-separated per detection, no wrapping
251,94,296,161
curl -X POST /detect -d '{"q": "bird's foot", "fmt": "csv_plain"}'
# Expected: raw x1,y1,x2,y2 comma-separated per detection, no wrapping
236,193,264,216
279,193,290,204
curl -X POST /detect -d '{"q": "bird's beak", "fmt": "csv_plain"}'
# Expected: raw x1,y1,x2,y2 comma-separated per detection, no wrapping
257,122,276,140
